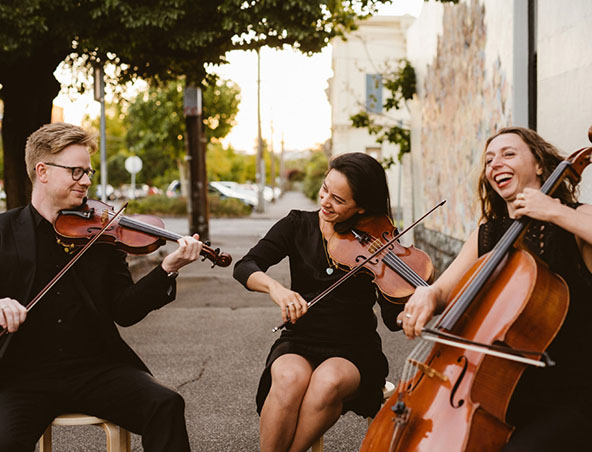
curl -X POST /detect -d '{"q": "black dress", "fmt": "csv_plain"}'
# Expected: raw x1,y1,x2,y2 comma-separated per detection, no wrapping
478,210,592,451
233,210,403,417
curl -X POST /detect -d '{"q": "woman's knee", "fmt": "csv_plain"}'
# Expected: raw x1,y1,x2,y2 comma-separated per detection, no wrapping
269,359,312,405
271,357,312,387
309,364,360,406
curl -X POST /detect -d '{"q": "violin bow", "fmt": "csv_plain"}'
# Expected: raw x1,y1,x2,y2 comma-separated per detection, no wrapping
272,200,447,333
0,202,128,338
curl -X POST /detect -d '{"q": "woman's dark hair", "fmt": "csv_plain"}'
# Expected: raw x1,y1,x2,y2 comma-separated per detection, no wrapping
478,126,577,221
328,152,392,233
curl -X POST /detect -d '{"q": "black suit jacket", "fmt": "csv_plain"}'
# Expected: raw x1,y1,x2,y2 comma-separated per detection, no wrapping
0,205,177,373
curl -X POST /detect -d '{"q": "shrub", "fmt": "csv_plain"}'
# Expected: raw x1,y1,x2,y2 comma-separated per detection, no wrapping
125,195,187,216
208,193,253,217
124,194,252,218
302,151,328,201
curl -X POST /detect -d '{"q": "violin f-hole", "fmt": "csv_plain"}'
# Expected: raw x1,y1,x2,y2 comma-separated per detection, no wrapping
450,355,468,408
356,254,379,265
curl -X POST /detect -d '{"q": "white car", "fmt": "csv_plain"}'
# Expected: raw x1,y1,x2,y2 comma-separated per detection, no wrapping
209,181,258,207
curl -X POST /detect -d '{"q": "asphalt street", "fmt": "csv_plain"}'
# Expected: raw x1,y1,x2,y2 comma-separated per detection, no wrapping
39,191,416,452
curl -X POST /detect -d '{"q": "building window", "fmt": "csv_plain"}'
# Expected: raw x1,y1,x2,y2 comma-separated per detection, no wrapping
366,74,383,113
365,147,381,160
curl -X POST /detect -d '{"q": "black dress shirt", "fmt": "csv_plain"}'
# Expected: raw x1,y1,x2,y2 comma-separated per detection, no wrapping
3,206,105,370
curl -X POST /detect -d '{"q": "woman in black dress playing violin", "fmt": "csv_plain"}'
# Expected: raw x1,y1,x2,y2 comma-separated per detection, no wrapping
233,152,404,452
399,127,592,451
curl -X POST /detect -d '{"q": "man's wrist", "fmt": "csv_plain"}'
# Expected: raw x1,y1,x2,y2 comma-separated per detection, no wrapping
161,263,177,275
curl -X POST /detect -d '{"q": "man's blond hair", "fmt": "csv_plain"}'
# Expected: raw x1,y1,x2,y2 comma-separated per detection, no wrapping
25,122,98,183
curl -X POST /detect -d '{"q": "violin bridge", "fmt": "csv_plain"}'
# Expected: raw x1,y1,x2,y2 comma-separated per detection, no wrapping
368,239,383,253
101,209,109,226
408,358,448,382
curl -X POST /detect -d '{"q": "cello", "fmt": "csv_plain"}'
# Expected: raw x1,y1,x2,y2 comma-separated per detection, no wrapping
360,135,592,451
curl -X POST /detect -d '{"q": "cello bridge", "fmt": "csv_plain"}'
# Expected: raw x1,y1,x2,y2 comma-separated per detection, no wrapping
408,358,448,382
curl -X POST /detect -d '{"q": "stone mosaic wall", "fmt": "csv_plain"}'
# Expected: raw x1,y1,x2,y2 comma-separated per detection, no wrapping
418,0,512,241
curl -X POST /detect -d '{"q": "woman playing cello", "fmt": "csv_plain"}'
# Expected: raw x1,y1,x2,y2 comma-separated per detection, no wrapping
399,127,592,451
233,153,406,452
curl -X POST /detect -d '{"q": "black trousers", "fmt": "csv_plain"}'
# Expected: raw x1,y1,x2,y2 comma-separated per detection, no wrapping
502,399,590,452
0,360,190,452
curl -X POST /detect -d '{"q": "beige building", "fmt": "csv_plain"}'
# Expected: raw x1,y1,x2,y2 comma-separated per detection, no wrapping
327,15,414,222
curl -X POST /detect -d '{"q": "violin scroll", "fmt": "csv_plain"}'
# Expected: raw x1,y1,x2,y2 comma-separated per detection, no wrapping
200,241,232,268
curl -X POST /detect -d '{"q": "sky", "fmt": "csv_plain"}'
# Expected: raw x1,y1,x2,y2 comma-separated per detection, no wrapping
53,0,423,153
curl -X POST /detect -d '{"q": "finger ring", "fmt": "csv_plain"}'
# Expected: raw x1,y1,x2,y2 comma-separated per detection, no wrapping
287,303,294,308
397,319,403,326
405,313,412,319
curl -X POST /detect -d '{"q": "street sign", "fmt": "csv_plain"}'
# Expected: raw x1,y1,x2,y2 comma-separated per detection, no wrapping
125,156,143,174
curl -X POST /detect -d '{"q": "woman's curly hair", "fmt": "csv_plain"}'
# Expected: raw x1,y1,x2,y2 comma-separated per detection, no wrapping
477,126,577,221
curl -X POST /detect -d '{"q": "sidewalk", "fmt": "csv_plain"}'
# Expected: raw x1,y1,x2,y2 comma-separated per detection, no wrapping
43,191,414,452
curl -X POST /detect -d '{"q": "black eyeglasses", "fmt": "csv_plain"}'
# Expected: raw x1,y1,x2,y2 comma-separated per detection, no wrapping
43,162,96,181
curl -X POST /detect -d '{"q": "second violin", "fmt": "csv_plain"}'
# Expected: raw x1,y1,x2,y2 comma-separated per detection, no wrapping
327,213,434,300
54,199,232,267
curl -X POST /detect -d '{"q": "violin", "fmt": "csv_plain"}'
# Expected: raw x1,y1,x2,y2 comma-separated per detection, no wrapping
327,214,434,300
272,203,444,332
54,198,231,267
360,142,592,451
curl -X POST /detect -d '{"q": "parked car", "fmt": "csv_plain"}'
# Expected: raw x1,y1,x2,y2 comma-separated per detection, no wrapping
209,181,257,208
241,183,281,202
94,184,115,200
166,180,182,198
166,180,258,208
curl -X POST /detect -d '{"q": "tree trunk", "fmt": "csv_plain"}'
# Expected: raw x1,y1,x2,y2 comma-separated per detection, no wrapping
1,60,61,210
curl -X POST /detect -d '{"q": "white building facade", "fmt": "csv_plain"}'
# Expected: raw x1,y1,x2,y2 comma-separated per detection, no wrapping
328,15,414,222
403,0,592,270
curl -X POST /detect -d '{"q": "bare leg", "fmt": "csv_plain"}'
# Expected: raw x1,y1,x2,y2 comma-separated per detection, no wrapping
260,354,313,452
287,357,361,452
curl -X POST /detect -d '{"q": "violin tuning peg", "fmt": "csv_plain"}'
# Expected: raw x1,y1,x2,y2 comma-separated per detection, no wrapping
215,247,220,254
210,262,216,269
204,240,211,246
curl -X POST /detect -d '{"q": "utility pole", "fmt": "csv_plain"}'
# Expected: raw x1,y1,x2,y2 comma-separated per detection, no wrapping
269,119,275,202
280,133,285,196
255,48,266,213
93,64,107,202
184,84,209,241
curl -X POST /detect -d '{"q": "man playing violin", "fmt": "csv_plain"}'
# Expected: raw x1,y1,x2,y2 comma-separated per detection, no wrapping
0,122,202,452
234,152,405,452
399,127,592,451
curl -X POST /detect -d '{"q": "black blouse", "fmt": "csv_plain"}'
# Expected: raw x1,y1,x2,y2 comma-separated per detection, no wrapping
234,210,403,346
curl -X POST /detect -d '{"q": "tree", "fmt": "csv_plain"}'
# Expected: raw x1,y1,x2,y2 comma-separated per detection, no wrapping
124,77,240,186
86,102,129,188
0,0,386,209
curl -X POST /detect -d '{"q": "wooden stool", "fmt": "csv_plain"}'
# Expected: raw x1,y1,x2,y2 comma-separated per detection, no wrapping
39,413,131,452
311,381,395,452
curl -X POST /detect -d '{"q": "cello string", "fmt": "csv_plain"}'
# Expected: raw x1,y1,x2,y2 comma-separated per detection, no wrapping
443,220,524,327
